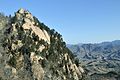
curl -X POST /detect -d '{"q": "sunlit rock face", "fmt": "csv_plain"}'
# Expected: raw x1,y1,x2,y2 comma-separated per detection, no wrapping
0,9,84,80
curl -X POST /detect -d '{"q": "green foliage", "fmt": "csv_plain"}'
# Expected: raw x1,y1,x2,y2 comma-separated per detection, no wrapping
0,77,3,80
75,58,79,67
0,13,8,29
41,59,48,68
50,29,55,36
10,16,16,23
8,56,17,68
32,32,39,41
41,23,50,33
18,27,25,40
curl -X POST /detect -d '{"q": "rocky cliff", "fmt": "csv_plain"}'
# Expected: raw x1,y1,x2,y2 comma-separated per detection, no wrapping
0,9,84,80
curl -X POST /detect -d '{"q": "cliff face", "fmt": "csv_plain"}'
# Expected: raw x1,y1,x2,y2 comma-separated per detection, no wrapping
0,9,84,80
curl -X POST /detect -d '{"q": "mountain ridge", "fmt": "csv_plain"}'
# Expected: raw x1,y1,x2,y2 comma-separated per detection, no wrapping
68,40,120,79
67,40,120,46
0,9,85,80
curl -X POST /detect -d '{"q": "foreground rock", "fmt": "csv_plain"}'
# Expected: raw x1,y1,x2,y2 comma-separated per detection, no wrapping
0,9,84,80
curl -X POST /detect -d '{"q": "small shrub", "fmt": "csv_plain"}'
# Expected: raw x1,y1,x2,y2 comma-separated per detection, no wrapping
8,56,17,68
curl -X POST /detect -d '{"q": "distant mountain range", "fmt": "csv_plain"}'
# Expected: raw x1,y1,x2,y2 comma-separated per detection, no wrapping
67,40,120,79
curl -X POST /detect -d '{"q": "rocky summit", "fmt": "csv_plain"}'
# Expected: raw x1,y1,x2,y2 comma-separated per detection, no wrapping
0,9,84,80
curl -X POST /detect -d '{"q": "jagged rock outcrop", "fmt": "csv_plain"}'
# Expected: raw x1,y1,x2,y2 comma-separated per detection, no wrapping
0,9,84,80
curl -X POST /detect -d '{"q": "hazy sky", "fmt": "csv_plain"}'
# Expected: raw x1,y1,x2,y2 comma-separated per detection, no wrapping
0,0,120,44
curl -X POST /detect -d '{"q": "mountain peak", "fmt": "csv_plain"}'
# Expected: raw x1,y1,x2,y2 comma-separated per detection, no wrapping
12,8,50,44
16,8,33,20
18,8,27,14
0,9,85,80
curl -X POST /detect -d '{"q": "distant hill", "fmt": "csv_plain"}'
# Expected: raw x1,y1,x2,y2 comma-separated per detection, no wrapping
68,40,120,80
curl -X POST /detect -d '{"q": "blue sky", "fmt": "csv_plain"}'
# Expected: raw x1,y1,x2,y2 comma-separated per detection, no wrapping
0,0,120,44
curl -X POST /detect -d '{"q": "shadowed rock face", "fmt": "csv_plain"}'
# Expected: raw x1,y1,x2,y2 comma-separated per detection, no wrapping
0,9,84,80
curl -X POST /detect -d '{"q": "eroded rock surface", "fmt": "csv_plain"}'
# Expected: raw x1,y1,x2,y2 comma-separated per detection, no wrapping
0,9,84,80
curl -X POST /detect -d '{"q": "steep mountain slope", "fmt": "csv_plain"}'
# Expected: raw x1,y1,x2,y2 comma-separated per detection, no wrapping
0,13,9,29
68,41,120,79
0,9,84,80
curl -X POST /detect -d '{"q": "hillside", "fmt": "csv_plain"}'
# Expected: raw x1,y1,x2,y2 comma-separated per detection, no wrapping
68,40,120,79
0,9,84,80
